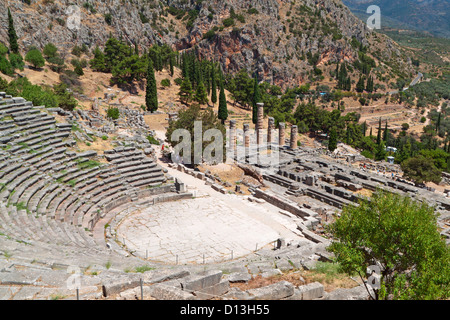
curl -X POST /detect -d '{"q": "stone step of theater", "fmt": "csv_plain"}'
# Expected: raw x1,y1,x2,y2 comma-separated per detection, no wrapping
0,92,172,267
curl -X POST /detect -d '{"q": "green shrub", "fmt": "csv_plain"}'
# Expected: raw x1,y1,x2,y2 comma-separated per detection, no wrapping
160,78,171,87
202,29,216,40
223,18,235,27
147,135,160,145
9,53,24,71
106,107,120,120
0,55,14,76
43,43,58,59
104,13,112,25
25,49,45,69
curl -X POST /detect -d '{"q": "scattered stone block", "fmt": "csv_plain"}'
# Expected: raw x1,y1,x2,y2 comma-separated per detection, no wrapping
297,282,324,300
180,270,222,292
149,283,197,300
194,280,230,299
324,285,369,300
247,281,294,300
101,278,141,297
143,269,190,284
226,272,252,283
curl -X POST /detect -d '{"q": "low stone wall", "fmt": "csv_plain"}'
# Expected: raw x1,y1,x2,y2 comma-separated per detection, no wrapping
253,188,310,220
136,184,176,199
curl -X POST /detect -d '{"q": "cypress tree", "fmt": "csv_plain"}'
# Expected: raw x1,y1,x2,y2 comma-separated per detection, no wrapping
383,121,389,142
8,8,19,54
210,64,217,107
376,118,382,145
178,78,193,104
218,78,228,124
145,58,158,112
356,75,365,93
328,128,337,152
169,53,174,77
194,81,208,105
251,75,261,125
362,121,367,136
436,112,441,132
335,62,340,80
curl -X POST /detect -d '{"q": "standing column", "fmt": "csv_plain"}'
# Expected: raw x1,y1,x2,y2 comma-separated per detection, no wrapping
243,123,250,148
229,120,237,158
256,102,264,146
290,125,298,150
243,123,250,163
279,122,285,147
267,117,275,146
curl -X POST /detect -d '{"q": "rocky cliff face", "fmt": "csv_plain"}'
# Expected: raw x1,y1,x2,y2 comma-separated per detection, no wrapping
0,0,412,87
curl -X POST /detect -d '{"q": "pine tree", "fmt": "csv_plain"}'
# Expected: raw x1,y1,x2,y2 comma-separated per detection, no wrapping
8,8,19,54
145,58,158,112
210,64,217,107
218,78,228,124
251,75,261,124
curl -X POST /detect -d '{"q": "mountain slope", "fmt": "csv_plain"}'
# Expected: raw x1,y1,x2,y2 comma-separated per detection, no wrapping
0,0,414,88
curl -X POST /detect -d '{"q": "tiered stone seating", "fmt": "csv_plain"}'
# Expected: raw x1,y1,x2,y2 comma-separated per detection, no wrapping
0,93,177,286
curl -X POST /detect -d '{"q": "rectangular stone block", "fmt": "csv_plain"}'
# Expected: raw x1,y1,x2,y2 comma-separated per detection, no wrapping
143,269,190,284
149,283,197,300
194,280,230,299
247,281,294,300
180,270,222,292
102,278,141,297
297,282,324,300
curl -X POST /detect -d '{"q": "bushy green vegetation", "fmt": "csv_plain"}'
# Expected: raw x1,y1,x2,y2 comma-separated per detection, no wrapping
90,37,177,87
327,190,450,300
0,76,78,111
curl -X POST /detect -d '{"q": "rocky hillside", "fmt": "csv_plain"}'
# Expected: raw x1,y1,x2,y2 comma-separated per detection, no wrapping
0,0,414,88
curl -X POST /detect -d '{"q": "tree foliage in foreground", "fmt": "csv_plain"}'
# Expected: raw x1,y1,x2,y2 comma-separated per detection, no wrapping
327,191,450,300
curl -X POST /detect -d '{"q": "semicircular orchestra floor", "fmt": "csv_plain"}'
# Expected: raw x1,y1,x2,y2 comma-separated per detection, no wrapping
116,196,303,264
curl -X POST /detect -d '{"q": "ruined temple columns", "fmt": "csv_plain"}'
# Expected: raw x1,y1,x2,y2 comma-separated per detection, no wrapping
290,125,298,149
279,122,285,147
256,102,264,146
